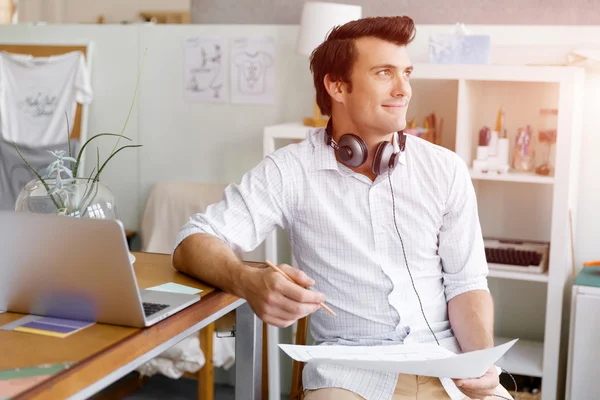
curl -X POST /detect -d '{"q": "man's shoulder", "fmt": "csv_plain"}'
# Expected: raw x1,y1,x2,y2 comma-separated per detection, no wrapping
266,127,323,168
404,133,461,167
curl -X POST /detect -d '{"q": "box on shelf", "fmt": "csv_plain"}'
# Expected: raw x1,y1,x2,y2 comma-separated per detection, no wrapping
429,25,491,65
484,238,549,275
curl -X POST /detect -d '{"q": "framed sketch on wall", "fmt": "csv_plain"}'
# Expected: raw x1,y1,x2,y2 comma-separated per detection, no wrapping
230,36,276,105
183,36,228,103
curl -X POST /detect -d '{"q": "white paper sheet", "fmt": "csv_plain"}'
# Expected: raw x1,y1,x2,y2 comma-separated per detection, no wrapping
184,36,228,102
230,36,276,104
146,282,203,295
279,339,518,379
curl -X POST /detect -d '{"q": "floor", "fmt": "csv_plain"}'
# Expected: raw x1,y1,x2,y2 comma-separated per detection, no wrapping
123,375,288,400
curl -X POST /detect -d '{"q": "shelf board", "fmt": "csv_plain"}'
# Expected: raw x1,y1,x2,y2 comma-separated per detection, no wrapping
411,63,581,83
495,336,544,378
469,169,555,184
263,122,311,140
488,268,549,283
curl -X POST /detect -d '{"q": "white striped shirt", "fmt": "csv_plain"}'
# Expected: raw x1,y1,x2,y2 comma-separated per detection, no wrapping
174,128,489,400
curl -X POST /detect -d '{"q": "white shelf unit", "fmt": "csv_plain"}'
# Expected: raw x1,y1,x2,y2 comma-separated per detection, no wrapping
496,336,545,378
262,123,311,400
263,63,584,400
470,169,555,184
488,268,549,283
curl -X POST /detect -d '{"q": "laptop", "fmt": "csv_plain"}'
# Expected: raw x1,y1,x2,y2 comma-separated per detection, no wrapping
0,211,200,328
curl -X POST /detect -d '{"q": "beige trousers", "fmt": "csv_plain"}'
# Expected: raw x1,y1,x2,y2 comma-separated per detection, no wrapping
303,374,514,400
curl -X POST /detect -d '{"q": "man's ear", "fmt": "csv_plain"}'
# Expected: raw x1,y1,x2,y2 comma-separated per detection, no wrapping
324,74,346,104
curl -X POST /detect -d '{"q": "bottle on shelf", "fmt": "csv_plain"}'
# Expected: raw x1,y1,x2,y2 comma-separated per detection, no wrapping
535,108,558,176
512,125,535,172
472,107,509,174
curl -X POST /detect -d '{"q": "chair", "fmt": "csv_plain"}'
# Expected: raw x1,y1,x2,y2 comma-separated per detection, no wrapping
289,316,310,400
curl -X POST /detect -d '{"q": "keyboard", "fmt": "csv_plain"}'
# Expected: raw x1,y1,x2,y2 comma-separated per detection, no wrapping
143,302,170,317
484,238,549,274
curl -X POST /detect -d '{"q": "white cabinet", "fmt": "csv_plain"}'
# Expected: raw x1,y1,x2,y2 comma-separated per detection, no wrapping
566,283,600,399
263,63,585,400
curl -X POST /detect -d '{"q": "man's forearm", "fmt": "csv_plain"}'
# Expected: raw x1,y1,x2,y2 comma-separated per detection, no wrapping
172,233,257,298
448,290,494,352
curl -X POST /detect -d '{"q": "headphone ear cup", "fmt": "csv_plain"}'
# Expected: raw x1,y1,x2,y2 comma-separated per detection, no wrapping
337,134,368,168
372,141,394,176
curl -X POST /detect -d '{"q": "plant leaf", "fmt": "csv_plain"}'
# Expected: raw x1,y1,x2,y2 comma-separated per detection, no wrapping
72,133,132,178
86,166,97,183
108,48,146,160
12,141,61,210
93,144,142,183
65,110,72,168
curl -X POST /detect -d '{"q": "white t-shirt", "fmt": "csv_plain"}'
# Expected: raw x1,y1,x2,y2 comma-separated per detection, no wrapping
234,51,273,95
0,50,93,147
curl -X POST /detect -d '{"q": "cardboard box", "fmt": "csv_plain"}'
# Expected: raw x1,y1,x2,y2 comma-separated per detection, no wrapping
429,34,491,64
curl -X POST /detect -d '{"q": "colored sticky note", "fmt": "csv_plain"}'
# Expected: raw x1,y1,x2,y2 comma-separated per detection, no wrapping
13,317,94,338
146,282,203,295
20,322,75,333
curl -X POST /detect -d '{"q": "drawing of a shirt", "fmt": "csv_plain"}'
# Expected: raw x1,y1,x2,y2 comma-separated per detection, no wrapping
234,51,273,95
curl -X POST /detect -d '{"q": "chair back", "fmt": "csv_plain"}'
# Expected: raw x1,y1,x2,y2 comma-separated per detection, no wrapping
289,316,309,400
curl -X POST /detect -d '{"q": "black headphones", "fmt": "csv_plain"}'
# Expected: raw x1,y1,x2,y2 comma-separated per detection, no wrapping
325,119,407,176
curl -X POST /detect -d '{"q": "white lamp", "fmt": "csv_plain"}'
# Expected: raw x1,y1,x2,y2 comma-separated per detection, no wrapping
296,1,362,127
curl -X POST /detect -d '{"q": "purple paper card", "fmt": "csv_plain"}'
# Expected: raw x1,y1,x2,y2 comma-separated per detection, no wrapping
20,321,76,333
36,317,93,329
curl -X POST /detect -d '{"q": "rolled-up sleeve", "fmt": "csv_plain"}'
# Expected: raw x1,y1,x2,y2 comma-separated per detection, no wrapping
172,155,291,256
439,156,489,301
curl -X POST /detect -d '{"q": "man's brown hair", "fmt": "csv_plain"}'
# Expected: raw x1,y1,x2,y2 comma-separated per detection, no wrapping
309,16,416,116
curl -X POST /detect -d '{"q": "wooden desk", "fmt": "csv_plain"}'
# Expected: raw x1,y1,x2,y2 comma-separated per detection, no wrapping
0,252,263,400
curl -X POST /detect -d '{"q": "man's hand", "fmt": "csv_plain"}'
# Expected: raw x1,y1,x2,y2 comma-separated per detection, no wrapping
453,366,500,400
241,263,326,328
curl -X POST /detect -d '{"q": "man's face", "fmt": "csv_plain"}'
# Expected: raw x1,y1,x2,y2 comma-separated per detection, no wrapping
337,37,413,136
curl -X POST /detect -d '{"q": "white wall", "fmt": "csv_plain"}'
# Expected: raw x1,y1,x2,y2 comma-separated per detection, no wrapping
137,25,313,210
18,0,189,23
0,23,599,271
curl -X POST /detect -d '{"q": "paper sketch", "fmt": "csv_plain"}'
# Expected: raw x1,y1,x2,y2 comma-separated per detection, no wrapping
280,342,454,363
279,339,518,379
184,36,228,102
230,36,276,104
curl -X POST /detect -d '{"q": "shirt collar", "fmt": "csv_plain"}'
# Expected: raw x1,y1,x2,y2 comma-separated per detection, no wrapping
312,128,339,171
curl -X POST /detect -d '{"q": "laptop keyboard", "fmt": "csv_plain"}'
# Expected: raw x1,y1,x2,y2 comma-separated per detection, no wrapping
143,302,170,317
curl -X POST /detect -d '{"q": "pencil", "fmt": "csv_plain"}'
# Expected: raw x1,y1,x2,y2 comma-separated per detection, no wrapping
265,260,336,317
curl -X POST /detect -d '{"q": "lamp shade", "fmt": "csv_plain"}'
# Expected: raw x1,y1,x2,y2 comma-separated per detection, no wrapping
296,2,362,56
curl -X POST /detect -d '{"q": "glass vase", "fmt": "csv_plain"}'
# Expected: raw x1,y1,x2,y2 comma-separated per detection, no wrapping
14,178,120,220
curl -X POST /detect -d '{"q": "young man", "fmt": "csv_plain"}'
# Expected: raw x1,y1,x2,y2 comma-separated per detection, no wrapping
173,16,512,400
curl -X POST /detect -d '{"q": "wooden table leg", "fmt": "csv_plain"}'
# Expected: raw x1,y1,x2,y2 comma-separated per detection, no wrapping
199,322,215,400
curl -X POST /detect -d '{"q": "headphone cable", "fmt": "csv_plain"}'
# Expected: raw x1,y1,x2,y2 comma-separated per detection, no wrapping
388,172,439,346
387,172,517,400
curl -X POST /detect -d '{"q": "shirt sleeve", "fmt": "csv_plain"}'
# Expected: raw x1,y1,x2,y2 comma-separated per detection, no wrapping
439,155,489,301
74,52,93,104
173,154,291,257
